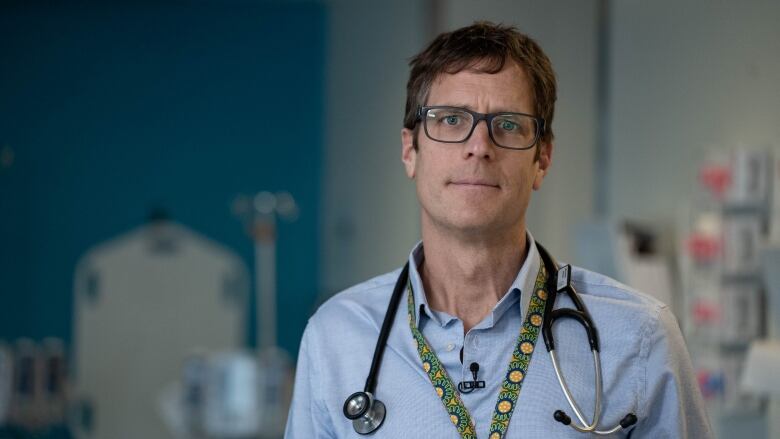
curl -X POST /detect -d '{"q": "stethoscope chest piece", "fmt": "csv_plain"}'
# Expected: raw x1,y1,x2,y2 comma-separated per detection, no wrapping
343,391,386,434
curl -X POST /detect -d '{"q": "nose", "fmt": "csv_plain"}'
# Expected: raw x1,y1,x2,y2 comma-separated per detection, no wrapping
462,118,496,160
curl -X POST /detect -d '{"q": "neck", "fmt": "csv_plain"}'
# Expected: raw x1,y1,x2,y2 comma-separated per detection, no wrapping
419,222,528,334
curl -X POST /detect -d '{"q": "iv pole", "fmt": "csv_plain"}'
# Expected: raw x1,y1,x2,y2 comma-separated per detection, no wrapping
234,191,298,350
232,191,298,438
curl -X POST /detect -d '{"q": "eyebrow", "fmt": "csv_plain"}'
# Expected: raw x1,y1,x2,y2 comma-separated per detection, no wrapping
425,103,475,111
430,104,525,114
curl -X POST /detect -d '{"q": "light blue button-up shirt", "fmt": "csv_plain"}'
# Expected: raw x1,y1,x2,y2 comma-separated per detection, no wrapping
285,234,713,438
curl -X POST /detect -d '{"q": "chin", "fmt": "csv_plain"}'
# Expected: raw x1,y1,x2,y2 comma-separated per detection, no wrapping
421,201,522,237
440,216,509,237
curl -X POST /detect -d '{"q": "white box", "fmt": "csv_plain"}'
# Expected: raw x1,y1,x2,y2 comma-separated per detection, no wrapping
722,214,762,275
720,286,763,344
726,149,771,206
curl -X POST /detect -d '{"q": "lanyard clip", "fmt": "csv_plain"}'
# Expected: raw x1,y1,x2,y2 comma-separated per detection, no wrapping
556,265,572,292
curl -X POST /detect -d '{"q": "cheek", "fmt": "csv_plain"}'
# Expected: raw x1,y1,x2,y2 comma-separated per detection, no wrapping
415,160,441,197
414,155,451,209
502,163,539,206
506,162,535,189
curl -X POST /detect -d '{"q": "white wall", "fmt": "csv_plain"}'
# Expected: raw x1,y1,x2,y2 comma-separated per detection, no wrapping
320,0,426,296
607,0,780,224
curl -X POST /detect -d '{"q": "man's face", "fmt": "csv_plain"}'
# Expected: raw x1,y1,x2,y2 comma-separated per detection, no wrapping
401,62,552,237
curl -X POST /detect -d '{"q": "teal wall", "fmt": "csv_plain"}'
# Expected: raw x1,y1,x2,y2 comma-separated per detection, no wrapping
0,1,325,358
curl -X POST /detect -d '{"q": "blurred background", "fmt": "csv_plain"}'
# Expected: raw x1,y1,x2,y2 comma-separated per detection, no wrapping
1,0,779,438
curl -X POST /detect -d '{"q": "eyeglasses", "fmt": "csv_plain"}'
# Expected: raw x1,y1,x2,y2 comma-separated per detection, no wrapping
416,106,545,150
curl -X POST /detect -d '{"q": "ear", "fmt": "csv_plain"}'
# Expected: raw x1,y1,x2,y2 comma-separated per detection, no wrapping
401,128,417,179
532,141,553,191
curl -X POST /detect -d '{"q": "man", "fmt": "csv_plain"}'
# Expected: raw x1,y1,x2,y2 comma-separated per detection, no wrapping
286,22,712,438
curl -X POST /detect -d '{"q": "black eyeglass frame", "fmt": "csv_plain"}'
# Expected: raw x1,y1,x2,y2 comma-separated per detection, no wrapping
416,106,546,150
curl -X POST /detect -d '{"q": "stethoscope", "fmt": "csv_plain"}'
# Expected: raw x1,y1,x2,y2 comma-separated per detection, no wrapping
342,242,638,435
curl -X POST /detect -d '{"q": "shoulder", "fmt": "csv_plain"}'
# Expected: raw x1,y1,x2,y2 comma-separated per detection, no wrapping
569,267,709,434
568,265,679,355
306,268,403,336
569,264,668,314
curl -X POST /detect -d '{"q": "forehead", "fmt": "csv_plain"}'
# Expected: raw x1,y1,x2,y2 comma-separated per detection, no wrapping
426,61,534,112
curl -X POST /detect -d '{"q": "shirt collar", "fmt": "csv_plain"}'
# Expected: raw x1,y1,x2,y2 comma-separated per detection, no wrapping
407,242,436,327
406,231,540,329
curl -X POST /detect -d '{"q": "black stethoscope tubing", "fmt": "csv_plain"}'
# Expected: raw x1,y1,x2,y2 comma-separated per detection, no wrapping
342,264,408,433
365,262,409,396
343,242,637,435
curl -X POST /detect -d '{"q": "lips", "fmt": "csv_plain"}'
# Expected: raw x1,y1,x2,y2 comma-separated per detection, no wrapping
448,179,500,188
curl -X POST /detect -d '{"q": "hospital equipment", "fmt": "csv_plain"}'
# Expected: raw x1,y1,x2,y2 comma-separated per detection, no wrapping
73,219,247,439
160,194,299,439
342,242,638,435
203,352,261,437
680,148,779,437
0,338,69,432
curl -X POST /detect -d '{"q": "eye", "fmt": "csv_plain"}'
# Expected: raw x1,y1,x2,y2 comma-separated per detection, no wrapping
443,115,460,125
497,119,518,131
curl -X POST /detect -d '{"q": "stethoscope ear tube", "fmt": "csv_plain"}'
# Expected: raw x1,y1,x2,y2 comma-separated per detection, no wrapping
536,243,600,353
543,309,600,352
537,242,637,435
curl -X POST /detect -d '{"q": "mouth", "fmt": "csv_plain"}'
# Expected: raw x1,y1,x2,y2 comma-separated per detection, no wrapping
448,179,500,189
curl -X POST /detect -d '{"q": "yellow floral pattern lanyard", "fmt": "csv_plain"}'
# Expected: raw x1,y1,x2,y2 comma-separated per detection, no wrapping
406,263,549,439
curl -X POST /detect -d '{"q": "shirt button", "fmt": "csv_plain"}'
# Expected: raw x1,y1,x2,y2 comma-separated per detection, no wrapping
471,337,479,349
445,343,455,352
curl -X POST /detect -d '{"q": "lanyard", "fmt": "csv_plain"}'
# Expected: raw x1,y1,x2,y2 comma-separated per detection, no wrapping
406,263,549,439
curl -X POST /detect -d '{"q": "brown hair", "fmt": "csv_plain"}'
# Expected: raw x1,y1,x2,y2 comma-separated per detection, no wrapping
404,21,557,149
